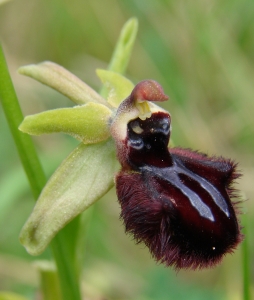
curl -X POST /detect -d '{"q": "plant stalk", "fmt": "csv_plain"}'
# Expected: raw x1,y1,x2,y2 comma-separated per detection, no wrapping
0,45,81,300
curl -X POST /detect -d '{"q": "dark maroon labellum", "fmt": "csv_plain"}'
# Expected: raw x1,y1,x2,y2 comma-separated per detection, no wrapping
113,80,243,270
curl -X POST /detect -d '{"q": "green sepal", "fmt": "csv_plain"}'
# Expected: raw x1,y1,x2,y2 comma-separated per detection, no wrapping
97,69,134,107
18,61,110,107
19,139,118,256
19,102,112,144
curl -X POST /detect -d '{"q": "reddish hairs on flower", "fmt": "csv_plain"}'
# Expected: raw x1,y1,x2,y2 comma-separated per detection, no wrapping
111,80,243,270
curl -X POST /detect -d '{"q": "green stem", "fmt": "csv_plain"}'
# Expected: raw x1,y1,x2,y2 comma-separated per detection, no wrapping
242,213,251,300
0,45,81,300
0,48,45,199
36,261,61,300
51,232,81,300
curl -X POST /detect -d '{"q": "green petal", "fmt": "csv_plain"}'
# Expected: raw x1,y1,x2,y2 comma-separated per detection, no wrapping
97,69,134,107
19,102,112,144
18,61,110,107
99,18,138,99
107,17,138,74
19,139,118,256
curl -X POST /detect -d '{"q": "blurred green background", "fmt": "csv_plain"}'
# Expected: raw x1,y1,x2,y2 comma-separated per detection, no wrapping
0,0,253,299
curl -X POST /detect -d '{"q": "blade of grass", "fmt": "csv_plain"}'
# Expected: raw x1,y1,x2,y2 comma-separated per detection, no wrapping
0,45,81,300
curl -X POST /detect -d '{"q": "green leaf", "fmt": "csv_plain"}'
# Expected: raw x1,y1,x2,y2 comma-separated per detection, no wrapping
0,292,29,300
19,139,118,255
18,61,110,107
19,102,112,144
97,69,134,107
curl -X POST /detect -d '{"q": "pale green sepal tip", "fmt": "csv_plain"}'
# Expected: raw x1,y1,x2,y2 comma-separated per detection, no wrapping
19,102,112,144
96,69,134,107
0,292,29,300
18,61,110,107
19,139,119,256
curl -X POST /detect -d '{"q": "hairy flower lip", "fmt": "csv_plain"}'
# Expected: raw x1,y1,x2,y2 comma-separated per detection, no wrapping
114,110,242,270
109,79,243,270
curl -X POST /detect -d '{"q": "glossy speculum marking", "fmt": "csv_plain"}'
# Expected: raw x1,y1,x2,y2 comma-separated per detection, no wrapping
111,80,242,270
